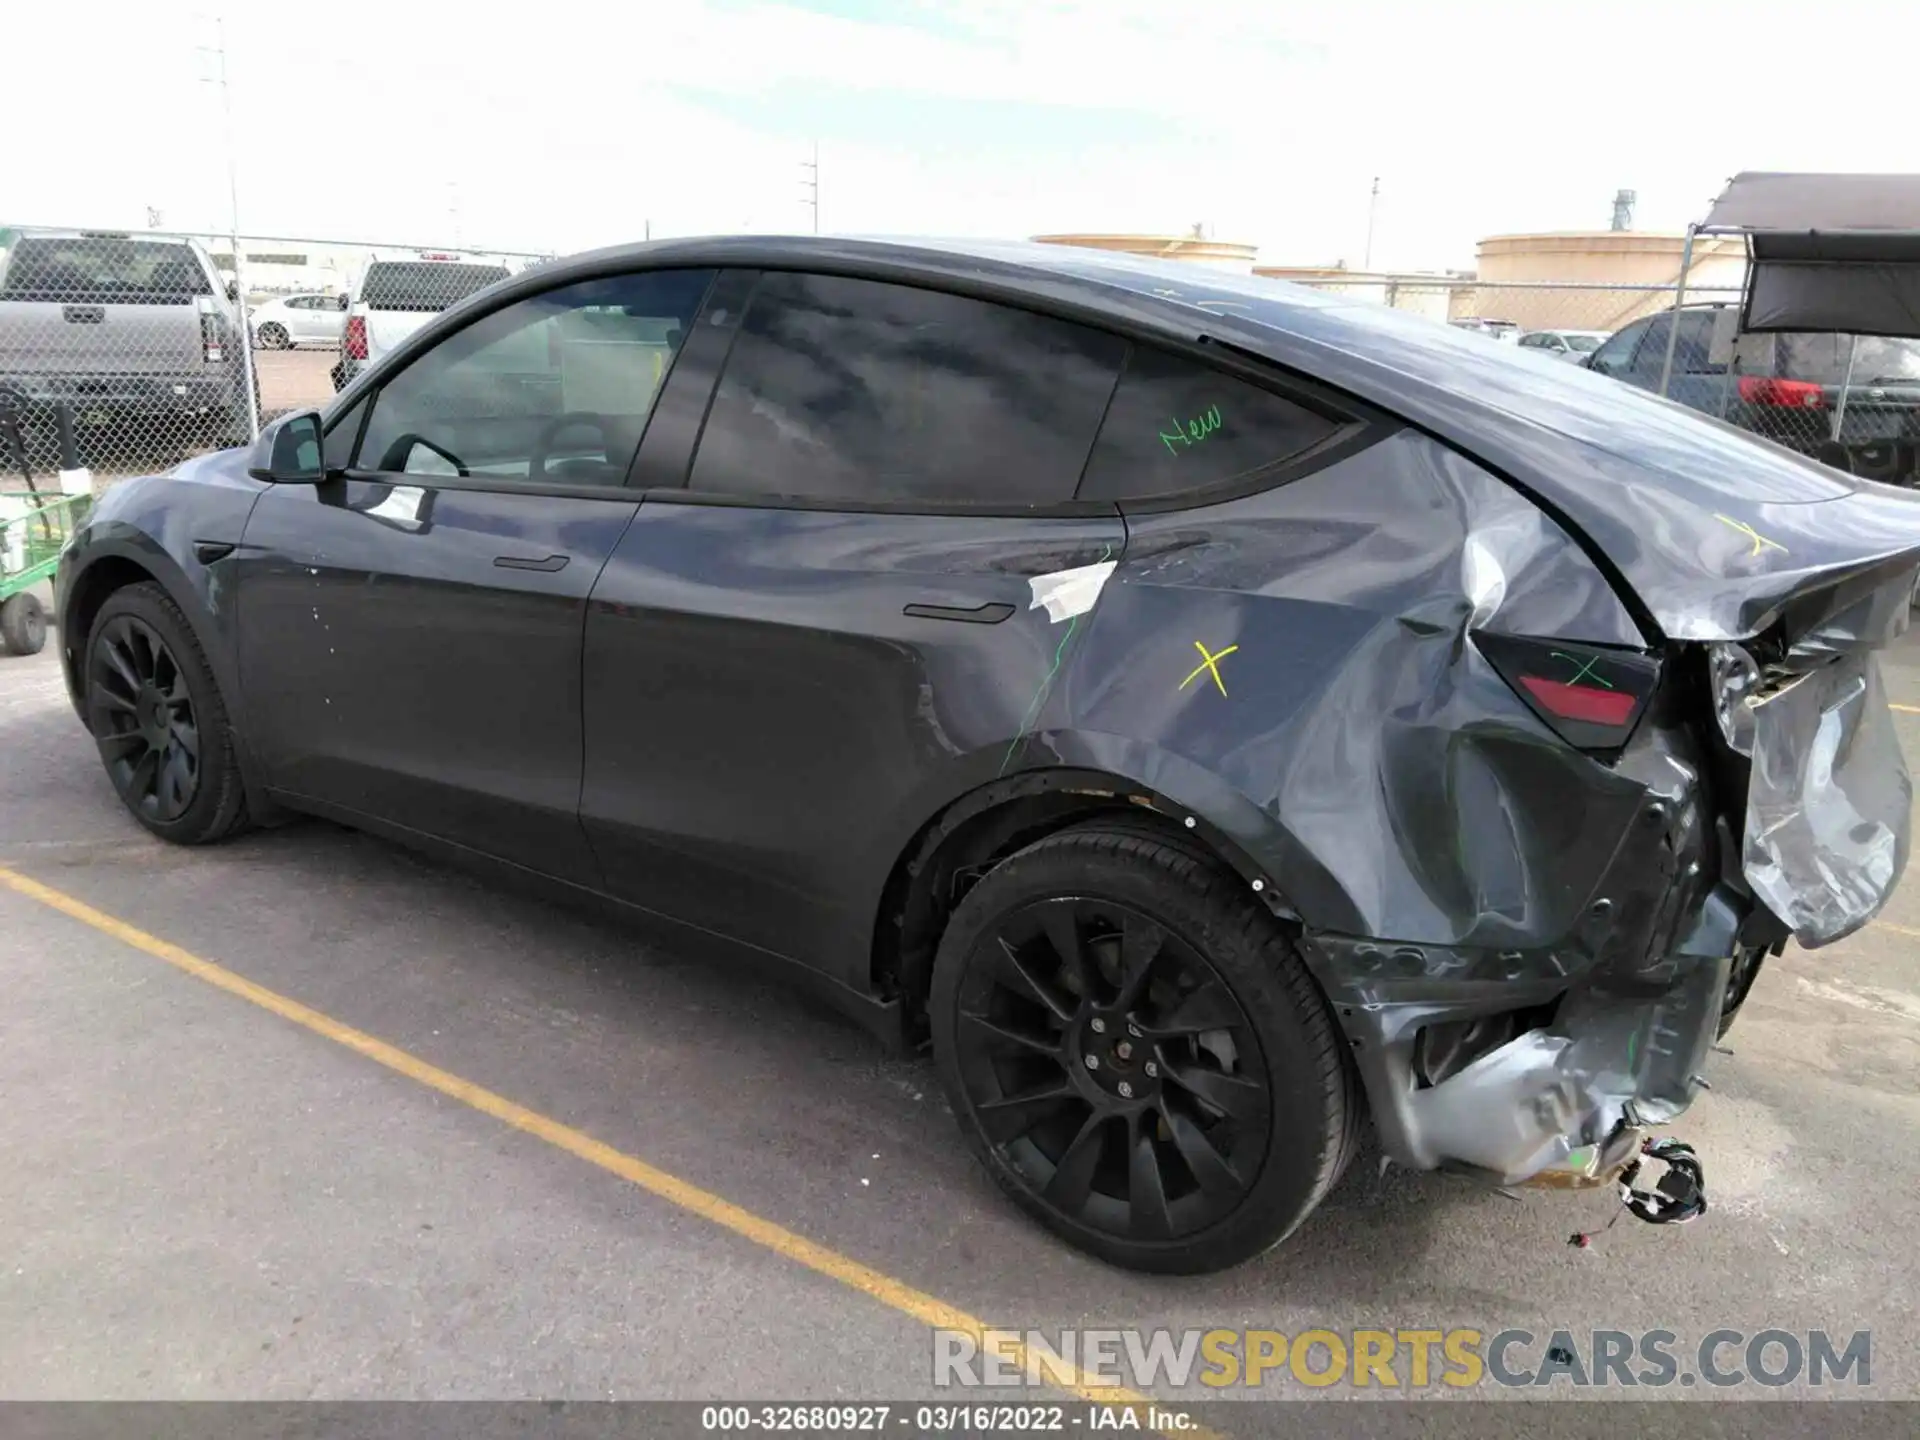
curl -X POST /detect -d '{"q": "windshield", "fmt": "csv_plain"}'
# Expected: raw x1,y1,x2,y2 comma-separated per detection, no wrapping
359,261,511,313
1566,333,1603,353
0,237,211,304
1776,332,1920,385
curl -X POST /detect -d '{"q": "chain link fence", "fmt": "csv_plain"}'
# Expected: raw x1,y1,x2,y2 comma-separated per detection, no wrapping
0,226,546,486
8,232,1918,491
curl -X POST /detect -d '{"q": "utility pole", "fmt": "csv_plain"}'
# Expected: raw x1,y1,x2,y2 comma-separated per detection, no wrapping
199,13,259,440
801,142,820,234
1363,176,1380,271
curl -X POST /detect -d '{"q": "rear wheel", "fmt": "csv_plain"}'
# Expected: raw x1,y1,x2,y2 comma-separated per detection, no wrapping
257,323,289,350
930,825,1358,1274
85,582,250,844
1,592,47,655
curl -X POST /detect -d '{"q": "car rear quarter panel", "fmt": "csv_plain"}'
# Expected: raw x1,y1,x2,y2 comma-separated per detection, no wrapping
1051,428,1653,949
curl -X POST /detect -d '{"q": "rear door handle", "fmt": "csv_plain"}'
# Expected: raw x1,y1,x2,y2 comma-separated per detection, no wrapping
494,554,570,573
903,600,1015,625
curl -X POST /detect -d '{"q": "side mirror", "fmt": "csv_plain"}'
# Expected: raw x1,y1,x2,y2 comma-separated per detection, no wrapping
337,294,350,311
247,411,327,483
226,279,241,302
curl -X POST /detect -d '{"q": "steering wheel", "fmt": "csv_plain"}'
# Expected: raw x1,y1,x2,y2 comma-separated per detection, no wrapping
529,412,611,484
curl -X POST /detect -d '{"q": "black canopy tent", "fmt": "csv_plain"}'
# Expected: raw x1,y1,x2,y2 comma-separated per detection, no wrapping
1658,172,1920,414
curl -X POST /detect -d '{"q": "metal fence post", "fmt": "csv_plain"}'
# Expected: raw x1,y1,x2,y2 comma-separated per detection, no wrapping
1656,224,1697,399
1832,334,1860,442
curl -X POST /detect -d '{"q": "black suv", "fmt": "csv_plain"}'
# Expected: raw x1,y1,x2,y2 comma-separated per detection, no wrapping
51,238,1920,1272
1587,303,1920,484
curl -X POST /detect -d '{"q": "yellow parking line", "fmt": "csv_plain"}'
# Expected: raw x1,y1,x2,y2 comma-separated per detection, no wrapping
0,864,1193,1430
1874,919,1920,941
1893,703,1920,715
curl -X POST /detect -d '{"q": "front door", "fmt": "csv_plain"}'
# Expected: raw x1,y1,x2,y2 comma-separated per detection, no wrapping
578,269,1131,984
235,265,715,882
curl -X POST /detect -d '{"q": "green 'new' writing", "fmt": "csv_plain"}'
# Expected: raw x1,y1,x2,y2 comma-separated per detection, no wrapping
1160,405,1223,456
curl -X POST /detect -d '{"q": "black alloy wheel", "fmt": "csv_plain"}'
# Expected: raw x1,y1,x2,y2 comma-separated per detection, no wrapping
931,826,1358,1274
952,894,1272,1243
89,613,201,823
84,582,250,844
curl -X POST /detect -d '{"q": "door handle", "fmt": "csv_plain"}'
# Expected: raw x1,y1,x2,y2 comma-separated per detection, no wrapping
494,554,570,573
903,600,1015,625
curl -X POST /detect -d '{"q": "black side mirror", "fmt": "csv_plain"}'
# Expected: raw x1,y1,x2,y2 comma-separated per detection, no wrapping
247,411,326,483
337,294,350,310
226,279,240,302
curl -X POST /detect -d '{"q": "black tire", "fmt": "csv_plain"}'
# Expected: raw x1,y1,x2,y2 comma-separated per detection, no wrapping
1,592,47,655
930,825,1358,1274
85,581,250,845
257,323,289,350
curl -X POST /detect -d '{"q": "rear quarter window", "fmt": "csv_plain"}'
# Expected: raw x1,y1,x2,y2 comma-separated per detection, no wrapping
1076,345,1343,501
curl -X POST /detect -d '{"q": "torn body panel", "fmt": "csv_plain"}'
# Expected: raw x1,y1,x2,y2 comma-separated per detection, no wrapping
1046,425,1907,1182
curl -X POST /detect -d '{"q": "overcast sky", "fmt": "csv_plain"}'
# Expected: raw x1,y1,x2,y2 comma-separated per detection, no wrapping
10,0,1915,270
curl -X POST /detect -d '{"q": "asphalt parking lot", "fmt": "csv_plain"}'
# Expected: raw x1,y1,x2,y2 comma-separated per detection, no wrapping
4,620,1920,1414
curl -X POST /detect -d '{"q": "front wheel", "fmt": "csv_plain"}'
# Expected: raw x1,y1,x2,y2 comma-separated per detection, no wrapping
256,323,289,350
930,825,1359,1274
85,581,250,844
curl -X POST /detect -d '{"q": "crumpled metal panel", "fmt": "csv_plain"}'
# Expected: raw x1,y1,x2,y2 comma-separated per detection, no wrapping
1741,652,1913,945
1059,427,1650,947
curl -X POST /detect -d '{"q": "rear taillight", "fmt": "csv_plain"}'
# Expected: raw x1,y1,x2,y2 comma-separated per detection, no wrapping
1738,375,1826,409
344,314,368,360
1474,632,1661,753
200,311,225,363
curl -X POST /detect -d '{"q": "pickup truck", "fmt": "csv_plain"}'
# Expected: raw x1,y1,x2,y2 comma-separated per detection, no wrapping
0,228,257,466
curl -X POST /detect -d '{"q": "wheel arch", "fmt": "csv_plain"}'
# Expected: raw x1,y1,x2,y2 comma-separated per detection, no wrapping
60,539,281,823
870,744,1361,1038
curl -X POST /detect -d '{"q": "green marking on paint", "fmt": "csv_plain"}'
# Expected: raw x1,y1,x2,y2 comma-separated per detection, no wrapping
998,543,1112,776
1551,650,1614,689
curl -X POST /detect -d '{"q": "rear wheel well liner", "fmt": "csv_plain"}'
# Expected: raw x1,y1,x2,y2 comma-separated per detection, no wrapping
873,767,1289,1039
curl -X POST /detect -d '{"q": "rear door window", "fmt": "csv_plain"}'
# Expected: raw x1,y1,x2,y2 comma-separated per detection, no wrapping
360,261,512,313
0,237,210,304
1076,344,1342,501
688,271,1126,507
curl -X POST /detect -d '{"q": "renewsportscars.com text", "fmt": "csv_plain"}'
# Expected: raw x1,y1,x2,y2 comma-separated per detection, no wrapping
933,1327,1872,1391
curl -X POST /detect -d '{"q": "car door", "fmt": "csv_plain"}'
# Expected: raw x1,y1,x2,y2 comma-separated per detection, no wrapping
289,295,325,343
577,269,1131,983
235,265,714,883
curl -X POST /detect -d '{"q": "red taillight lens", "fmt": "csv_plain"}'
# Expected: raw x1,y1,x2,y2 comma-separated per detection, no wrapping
344,314,368,360
1474,633,1661,754
1518,675,1640,727
1738,375,1826,409
200,311,225,363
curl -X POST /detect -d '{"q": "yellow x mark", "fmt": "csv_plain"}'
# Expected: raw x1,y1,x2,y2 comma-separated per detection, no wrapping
1179,640,1239,697
1714,513,1789,558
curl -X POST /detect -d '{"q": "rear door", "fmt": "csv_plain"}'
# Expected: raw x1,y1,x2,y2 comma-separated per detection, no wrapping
236,265,713,882
0,234,211,378
578,269,1130,982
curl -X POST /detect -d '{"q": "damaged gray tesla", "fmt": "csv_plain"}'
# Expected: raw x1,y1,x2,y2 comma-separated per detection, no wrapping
53,238,1920,1273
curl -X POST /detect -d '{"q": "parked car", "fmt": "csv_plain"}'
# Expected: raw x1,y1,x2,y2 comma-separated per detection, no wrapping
0,227,257,451
1517,328,1607,362
250,292,348,350
330,251,514,392
54,238,1920,1273
1585,304,1920,484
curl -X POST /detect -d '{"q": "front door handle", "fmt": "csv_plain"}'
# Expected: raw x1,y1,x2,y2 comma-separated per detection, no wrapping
903,600,1015,625
494,554,570,573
